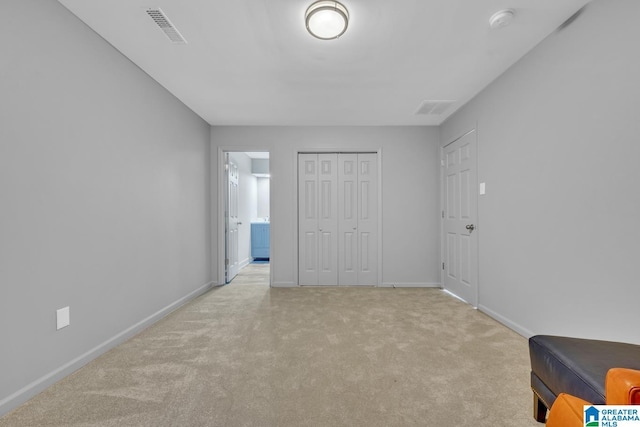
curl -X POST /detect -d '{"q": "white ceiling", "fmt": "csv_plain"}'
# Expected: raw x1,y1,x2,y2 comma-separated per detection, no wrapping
57,0,590,126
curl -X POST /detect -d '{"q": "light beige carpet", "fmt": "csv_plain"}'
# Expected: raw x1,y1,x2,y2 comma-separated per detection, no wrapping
1,266,541,426
230,263,270,286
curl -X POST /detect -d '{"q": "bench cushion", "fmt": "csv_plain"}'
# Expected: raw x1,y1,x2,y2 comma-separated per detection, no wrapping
529,335,640,408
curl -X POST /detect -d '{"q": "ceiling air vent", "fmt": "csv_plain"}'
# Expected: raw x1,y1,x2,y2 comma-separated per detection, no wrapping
415,100,456,115
146,8,187,44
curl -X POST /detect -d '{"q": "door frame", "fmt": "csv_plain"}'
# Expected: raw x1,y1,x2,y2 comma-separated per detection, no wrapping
293,148,383,286
440,129,480,307
216,147,271,286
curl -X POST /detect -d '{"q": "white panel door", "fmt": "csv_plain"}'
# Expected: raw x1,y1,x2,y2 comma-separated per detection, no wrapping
299,154,339,285
443,131,478,306
338,154,358,285
225,155,240,283
339,153,378,285
317,154,338,285
298,154,319,285
356,153,378,285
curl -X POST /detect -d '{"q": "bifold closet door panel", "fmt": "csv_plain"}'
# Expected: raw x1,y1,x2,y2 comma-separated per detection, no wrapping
317,154,338,285
298,154,318,285
298,153,338,285
338,154,358,285
356,153,378,286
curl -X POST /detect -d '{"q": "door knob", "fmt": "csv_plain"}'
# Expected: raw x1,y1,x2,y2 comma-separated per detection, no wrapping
466,224,475,232
238,221,243,225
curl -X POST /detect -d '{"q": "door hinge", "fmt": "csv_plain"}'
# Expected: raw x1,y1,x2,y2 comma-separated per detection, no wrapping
225,258,229,265
442,210,444,219
225,164,229,171
442,262,445,270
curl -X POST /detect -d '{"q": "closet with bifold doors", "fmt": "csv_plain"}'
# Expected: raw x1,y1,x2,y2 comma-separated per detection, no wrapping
298,152,378,286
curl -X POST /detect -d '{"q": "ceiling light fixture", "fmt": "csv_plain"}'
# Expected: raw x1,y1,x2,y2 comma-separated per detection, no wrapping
305,1,349,40
489,9,515,29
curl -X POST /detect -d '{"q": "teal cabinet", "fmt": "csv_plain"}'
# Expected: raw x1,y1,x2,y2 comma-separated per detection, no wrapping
251,223,270,259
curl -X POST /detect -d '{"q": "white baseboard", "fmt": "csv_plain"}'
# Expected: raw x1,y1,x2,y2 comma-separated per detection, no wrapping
238,258,251,270
478,304,535,339
0,281,214,417
271,281,297,288
271,282,442,288
380,282,441,288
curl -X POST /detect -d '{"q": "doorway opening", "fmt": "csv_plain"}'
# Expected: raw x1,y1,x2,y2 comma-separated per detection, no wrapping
223,151,270,286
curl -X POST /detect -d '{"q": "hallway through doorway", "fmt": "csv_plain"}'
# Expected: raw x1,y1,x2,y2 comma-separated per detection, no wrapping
230,262,270,286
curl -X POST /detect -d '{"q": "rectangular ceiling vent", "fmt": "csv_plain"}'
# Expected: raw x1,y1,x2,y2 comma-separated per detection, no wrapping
146,8,187,44
415,100,456,115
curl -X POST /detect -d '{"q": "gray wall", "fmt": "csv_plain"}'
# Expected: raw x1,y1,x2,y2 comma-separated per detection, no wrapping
257,178,270,220
211,126,441,288
0,0,211,414
441,0,640,344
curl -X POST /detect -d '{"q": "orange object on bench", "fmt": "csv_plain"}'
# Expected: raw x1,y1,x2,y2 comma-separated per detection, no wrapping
546,368,640,427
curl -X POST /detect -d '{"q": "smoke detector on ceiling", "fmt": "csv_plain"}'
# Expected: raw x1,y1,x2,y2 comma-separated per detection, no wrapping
489,9,515,29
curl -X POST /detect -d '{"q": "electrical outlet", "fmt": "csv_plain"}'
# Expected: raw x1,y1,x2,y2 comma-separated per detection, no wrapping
56,306,70,330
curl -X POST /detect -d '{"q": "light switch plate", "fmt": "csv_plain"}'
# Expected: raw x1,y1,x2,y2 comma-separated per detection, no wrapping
56,306,70,330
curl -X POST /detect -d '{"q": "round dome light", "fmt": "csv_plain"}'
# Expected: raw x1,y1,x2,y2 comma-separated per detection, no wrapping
305,1,349,40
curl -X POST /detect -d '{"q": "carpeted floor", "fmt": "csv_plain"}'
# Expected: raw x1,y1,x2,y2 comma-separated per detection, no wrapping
230,263,270,286
0,265,541,426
